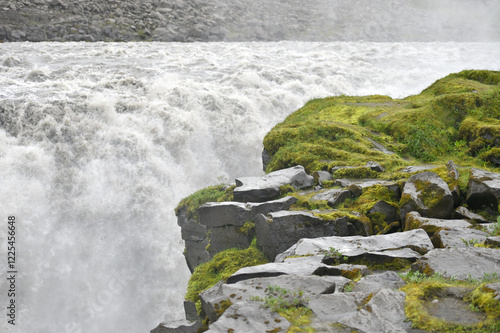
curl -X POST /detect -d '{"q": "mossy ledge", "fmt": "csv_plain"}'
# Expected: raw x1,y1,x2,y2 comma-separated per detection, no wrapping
263,70,500,173
163,71,500,333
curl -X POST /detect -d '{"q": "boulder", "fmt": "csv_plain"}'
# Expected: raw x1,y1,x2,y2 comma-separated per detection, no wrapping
311,188,352,208
275,229,434,264
399,172,454,221
466,168,500,211
312,170,333,185
367,200,399,223
233,165,314,202
254,211,350,260
352,271,406,293
412,247,500,280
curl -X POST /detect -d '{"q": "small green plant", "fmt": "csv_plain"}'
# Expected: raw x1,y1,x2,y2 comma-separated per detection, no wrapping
461,238,480,247
324,247,348,264
263,285,309,312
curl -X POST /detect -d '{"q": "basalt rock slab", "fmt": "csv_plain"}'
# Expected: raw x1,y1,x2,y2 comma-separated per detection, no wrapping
432,228,489,248
275,229,434,264
352,271,406,293
233,165,313,202
201,275,340,324
399,172,454,221
309,289,409,333
466,168,500,210
412,247,500,280
254,210,350,261
404,211,473,235
227,260,368,284
454,206,488,223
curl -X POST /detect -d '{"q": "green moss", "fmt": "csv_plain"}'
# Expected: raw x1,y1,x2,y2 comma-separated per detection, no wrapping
239,221,255,235
401,272,500,332
264,70,500,174
332,167,379,179
175,184,235,220
186,244,269,315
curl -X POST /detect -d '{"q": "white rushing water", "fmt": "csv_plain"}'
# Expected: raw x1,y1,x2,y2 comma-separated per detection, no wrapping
0,41,499,332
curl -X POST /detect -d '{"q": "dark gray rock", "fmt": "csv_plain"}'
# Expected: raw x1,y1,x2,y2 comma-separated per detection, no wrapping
400,165,436,173
412,247,500,280
183,239,209,273
233,165,314,202
485,236,500,247
454,206,488,223
399,172,454,221
446,160,461,207
327,189,352,208
150,320,203,333
254,211,350,260
184,300,199,322
367,200,399,223
198,202,251,228
353,271,406,293
275,229,434,263
466,168,500,210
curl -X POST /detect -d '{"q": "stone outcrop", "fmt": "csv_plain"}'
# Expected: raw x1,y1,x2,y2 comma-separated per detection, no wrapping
166,163,500,333
178,196,297,271
399,171,454,221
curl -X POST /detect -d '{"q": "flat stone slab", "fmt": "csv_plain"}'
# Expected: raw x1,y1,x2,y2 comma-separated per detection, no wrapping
412,247,500,280
275,229,434,263
353,271,406,293
405,212,473,234
433,228,489,248
233,165,314,202
309,289,410,333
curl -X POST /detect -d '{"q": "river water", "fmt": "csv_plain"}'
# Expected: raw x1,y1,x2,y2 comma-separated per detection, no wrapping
0,41,499,332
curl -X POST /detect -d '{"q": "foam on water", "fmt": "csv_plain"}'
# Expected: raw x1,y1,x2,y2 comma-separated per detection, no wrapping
0,41,499,332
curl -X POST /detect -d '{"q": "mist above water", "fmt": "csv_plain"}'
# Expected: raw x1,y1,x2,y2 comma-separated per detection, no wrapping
0,41,499,333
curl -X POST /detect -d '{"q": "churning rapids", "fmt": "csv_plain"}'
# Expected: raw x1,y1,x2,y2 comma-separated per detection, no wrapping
1,41,499,332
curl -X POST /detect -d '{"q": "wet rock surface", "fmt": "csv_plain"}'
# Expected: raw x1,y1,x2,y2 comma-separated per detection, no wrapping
2,0,498,43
